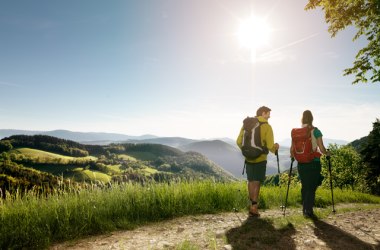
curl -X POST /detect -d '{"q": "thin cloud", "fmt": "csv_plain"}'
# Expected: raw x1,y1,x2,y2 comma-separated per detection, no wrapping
322,51,340,59
224,33,319,64
95,113,131,122
257,33,319,62
257,51,296,63
1,16,57,31
0,81,20,87
144,57,159,63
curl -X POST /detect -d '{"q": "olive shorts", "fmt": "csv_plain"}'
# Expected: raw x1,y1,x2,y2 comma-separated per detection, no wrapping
246,161,267,182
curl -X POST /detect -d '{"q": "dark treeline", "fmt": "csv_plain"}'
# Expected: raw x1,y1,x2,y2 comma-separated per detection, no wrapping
357,119,380,195
1,135,186,158
0,135,106,157
111,143,184,157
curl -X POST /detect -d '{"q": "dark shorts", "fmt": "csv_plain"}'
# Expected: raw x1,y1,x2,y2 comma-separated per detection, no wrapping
246,161,267,182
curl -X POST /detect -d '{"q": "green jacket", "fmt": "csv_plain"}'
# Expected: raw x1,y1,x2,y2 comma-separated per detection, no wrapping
236,116,276,163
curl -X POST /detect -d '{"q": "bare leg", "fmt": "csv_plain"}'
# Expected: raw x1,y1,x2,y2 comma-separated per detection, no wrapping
248,181,261,213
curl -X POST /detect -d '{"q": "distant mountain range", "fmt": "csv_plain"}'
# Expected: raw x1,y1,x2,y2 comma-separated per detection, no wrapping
179,140,245,178
0,129,157,143
115,137,293,177
126,137,199,148
0,129,351,178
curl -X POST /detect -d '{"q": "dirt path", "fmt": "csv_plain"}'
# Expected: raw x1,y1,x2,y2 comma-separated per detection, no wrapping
51,204,380,250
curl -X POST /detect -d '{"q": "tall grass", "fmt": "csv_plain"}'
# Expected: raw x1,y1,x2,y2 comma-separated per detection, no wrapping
0,181,379,249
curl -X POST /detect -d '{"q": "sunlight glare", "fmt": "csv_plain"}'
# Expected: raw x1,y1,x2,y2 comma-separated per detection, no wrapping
237,15,272,62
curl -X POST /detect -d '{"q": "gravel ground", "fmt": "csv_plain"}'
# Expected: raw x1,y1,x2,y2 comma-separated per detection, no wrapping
51,203,380,250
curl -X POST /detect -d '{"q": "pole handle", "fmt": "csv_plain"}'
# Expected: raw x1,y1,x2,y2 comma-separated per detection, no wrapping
326,149,331,160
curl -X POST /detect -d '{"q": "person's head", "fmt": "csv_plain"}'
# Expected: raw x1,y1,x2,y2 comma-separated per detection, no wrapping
302,110,313,126
256,106,271,119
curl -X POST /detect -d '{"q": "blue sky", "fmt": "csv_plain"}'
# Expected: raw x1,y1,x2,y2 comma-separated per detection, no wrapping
0,0,379,142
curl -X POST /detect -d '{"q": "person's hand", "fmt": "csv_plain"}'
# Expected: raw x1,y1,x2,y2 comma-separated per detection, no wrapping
326,149,331,159
274,143,279,151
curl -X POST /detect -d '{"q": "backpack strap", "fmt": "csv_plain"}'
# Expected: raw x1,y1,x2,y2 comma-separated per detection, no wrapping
258,121,268,149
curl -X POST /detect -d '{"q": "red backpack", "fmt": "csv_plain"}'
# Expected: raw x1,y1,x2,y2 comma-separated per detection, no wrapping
291,127,321,163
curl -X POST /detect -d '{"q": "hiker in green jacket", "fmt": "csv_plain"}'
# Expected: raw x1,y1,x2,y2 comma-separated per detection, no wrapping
291,110,330,218
236,106,279,217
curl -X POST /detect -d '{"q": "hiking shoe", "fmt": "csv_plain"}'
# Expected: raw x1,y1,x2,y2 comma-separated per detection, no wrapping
303,212,317,220
249,211,260,218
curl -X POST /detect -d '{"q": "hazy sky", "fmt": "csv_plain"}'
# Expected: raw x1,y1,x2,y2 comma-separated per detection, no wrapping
1,0,379,142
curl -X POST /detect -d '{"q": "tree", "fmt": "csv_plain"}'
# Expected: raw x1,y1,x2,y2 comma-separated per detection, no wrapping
306,0,380,84
0,152,10,163
360,119,380,194
0,140,13,153
321,144,368,192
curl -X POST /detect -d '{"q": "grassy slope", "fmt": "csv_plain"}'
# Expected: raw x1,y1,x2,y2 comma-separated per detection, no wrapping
117,154,137,161
10,148,97,163
9,148,110,182
82,170,112,182
8,148,164,182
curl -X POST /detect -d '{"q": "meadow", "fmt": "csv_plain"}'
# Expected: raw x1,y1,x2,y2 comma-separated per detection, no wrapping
1,180,380,249
9,148,97,163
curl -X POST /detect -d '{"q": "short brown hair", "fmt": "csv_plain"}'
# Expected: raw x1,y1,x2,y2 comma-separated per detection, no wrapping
256,106,271,116
302,110,313,126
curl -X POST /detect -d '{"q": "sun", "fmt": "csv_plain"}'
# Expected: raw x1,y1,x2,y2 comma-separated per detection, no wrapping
237,15,272,61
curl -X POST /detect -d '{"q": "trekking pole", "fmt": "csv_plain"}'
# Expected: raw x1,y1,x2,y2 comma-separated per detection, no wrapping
275,150,284,211
232,189,243,223
283,157,295,216
327,150,336,213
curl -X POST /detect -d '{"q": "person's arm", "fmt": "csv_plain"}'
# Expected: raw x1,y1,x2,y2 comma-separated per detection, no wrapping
316,137,330,155
314,128,330,156
266,125,279,153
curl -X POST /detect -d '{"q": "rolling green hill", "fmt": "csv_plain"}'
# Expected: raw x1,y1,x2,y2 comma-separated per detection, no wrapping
0,135,235,194
9,148,97,163
0,160,63,197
